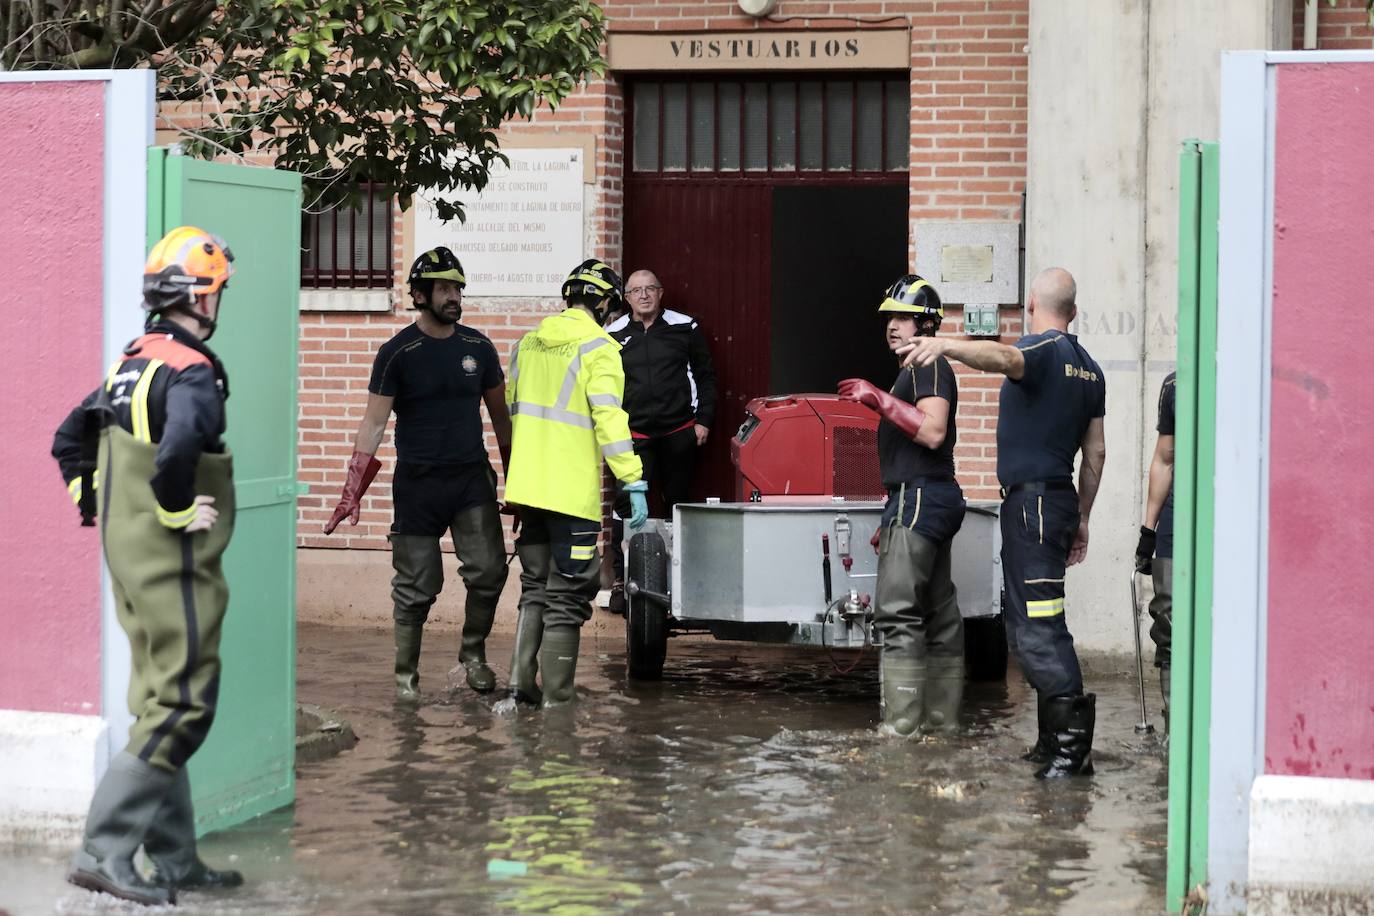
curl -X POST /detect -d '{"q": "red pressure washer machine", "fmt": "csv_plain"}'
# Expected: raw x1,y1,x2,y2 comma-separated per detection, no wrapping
623,393,1005,682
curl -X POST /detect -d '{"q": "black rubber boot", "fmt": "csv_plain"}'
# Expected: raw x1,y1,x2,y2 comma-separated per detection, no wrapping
1022,692,1052,763
458,607,497,693
67,753,177,906
879,657,925,737
144,768,243,890
1035,693,1096,779
540,626,581,708
394,623,423,701
922,655,964,735
508,543,550,705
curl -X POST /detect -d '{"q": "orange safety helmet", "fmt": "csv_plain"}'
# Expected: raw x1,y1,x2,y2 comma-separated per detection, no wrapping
142,226,235,313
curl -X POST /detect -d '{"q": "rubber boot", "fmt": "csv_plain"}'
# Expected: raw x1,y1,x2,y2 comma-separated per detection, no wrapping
540,626,581,708
1035,693,1096,779
1160,665,1171,735
67,753,178,906
1021,693,1052,763
458,605,497,693
144,768,243,890
922,654,965,735
879,657,926,737
508,543,551,705
394,623,423,701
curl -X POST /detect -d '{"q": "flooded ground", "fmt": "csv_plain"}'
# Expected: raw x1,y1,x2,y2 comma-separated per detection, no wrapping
4,623,1168,914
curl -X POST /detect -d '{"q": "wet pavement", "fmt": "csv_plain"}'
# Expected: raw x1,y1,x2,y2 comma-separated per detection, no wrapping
3,623,1168,914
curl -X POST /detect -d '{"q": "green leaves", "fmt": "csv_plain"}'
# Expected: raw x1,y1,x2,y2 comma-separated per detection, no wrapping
6,0,605,220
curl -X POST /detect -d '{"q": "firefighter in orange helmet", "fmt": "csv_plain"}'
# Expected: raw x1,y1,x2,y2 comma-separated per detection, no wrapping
52,227,243,905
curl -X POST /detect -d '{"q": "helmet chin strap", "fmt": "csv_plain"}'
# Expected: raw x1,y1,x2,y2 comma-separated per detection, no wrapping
147,299,218,340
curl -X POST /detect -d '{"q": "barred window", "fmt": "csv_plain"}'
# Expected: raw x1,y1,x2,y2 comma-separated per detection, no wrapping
301,184,393,289
632,77,909,175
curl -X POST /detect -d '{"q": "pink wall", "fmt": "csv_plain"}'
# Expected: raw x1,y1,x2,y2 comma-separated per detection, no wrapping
0,81,106,714
1267,63,1374,779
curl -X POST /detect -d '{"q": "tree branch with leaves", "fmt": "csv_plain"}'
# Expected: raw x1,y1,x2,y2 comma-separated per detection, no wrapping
3,0,607,220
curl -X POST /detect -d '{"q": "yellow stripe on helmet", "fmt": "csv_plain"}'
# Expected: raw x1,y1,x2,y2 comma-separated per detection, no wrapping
418,268,465,282
570,272,613,291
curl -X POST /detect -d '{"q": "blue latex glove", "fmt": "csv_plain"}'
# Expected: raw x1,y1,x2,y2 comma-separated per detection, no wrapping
624,480,649,529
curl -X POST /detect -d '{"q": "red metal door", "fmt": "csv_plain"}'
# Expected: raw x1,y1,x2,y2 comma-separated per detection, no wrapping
623,180,772,502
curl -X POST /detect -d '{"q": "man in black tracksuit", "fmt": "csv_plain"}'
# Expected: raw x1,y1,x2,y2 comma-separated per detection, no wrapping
604,269,717,610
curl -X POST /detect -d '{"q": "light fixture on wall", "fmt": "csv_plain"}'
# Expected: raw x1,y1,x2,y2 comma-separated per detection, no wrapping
737,0,779,17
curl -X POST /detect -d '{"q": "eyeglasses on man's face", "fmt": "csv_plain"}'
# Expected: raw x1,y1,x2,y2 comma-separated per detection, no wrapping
626,285,663,298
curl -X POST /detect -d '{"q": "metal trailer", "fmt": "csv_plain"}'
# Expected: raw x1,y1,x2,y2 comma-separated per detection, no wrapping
623,498,1006,681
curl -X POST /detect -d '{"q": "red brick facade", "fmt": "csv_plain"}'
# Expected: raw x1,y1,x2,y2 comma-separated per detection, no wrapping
1294,0,1374,49
163,1,1033,549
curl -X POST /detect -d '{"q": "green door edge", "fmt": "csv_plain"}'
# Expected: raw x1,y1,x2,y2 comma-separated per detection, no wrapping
146,148,302,836
1167,139,1219,912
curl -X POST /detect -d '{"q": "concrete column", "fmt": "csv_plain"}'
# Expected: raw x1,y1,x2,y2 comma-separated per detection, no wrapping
1025,0,1283,657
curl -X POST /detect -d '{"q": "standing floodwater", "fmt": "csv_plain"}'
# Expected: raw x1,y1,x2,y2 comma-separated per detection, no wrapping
3,624,1167,914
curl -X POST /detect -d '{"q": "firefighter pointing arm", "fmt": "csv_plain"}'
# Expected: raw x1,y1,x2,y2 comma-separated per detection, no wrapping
899,267,1106,779
503,259,647,708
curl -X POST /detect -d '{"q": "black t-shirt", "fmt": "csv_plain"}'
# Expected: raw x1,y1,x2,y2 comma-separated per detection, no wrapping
1156,372,1176,553
368,323,503,467
877,357,958,486
996,330,1106,488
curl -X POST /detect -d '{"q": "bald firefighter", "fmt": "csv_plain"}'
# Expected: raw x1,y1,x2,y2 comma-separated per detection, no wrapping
839,276,966,736
504,260,648,707
902,267,1106,778
52,227,243,905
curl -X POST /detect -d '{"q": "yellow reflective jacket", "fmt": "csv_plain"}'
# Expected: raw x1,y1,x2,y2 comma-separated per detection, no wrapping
505,307,644,521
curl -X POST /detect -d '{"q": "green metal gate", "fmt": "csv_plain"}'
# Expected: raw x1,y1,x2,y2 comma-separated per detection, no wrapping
147,150,302,833
1167,139,1219,912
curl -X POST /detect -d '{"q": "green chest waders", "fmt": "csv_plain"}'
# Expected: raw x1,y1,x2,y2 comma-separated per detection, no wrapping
99,426,235,773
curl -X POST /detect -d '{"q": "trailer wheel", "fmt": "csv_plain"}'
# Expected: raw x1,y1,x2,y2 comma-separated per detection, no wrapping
963,611,1008,682
626,531,669,681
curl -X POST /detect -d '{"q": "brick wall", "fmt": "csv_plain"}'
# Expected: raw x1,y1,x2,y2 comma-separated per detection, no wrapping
1294,0,1374,48
157,0,1030,547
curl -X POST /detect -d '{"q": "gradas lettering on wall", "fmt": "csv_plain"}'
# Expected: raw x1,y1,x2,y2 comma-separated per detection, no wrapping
668,36,859,62
608,29,909,73
1070,309,1179,337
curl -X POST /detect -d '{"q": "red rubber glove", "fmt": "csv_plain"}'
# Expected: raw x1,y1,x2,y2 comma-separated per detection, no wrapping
837,378,925,440
870,527,881,555
323,450,382,534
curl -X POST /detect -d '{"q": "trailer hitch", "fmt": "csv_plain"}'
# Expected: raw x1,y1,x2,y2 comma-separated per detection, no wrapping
626,580,671,606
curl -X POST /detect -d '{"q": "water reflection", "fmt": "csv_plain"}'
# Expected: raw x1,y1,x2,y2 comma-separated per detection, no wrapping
19,626,1166,915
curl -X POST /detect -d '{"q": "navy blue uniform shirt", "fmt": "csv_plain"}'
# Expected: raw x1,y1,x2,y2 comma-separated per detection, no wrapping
369,323,502,467
1155,372,1176,557
878,357,958,487
996,329,1106,488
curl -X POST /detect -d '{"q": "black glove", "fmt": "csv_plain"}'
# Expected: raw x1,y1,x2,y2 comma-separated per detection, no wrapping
1134,525,1157,574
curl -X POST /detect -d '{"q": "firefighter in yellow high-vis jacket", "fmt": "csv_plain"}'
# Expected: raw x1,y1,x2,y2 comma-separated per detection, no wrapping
503,260,647,707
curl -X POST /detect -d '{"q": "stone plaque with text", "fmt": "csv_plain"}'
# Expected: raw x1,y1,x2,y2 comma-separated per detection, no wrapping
413,149,584,297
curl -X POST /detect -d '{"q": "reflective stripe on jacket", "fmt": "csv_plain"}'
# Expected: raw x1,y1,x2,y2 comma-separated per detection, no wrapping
505,308,644,521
